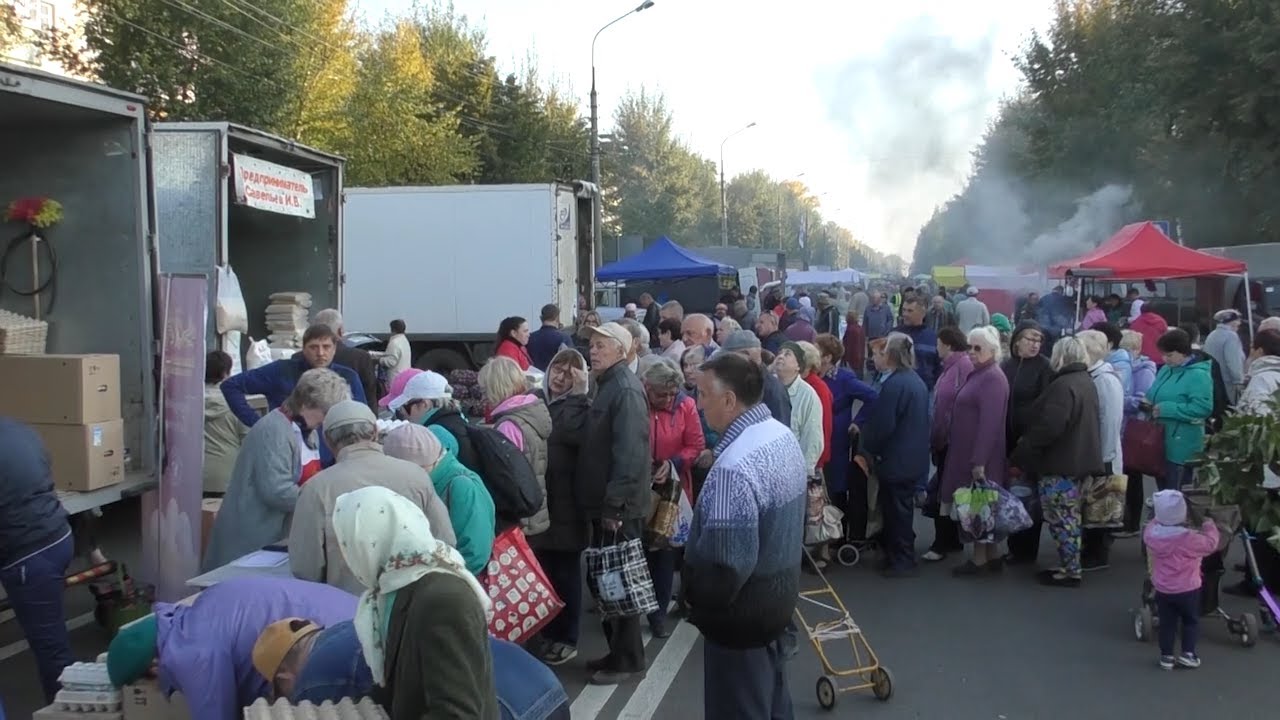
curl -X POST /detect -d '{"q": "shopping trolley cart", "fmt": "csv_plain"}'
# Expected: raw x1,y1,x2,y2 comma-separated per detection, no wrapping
795,547,893,710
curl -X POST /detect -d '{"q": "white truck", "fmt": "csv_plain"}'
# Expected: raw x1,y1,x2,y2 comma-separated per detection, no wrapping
341,182,597,371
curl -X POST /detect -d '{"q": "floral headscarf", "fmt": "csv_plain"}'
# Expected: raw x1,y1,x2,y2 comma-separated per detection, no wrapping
332,486,491,683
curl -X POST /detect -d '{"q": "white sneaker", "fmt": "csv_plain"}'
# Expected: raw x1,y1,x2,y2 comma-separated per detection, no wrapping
1177,653,1201,669
921,550,945,562
1158,655,1175,670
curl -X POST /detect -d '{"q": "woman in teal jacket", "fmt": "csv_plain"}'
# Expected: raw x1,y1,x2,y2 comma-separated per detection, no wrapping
384,424,496,575
1145,329,1214,490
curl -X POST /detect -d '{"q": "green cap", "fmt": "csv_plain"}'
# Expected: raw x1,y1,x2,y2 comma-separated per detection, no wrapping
991,313,1013,333
107,613,159,687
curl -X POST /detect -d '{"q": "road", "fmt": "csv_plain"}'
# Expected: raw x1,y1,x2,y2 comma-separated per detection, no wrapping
2,502,1275,719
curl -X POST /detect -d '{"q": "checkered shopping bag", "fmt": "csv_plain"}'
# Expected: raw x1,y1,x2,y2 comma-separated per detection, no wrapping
583,537,659,620
483,526,565,644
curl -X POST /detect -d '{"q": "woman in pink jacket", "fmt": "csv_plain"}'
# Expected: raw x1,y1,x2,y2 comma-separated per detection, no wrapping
641,359,705,638
1143,490,1219,670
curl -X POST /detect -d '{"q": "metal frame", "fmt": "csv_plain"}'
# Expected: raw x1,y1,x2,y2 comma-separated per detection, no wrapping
1065,268,1255,340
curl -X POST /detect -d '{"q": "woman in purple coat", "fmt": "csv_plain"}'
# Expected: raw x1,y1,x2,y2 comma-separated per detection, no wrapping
924,327,973,562
943,326,1010,576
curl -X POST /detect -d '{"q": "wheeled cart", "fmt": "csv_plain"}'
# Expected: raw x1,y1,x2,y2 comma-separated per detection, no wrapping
795,547,893,710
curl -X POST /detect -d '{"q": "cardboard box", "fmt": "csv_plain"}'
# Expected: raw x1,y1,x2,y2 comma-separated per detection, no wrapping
32,419,124,492
122,680,192,720
0,353,121,424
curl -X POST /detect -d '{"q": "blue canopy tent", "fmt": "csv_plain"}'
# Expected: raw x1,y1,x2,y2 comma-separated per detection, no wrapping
596,236,734,281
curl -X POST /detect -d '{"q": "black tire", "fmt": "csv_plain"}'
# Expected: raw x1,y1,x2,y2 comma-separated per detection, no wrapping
836,544,860,567
815,675,836,710
415,348,469,374
871,667,894,701
1242,612,1259,647
1135,607,1153,642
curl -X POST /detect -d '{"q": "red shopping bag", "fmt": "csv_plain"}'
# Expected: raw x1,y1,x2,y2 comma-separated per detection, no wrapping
482,526,565,644
1122,418,1165,478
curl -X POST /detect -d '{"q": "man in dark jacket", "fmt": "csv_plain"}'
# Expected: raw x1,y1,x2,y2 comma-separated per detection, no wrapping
527,304,575,371
221,324,366,467
893,296,940,393
313,309,377,412
0,417,74,703
755,312,786,356
639,292,662,349
814,292,842,335
860,333,931,577
1009,336,1102,587
580,322,651,685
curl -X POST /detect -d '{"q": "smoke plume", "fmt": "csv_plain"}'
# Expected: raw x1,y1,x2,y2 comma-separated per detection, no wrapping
1024,184,1138,264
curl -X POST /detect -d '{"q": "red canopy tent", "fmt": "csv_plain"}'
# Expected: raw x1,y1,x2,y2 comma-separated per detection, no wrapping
1049,221,1245,279
1048,221,1252,332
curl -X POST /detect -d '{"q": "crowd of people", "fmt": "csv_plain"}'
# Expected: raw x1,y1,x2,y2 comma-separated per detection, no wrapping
4,276,1280,719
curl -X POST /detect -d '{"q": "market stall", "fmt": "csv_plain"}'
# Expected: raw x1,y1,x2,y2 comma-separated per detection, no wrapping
597,236,738,311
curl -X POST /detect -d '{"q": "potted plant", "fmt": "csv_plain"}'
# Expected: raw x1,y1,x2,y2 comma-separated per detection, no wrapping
1198,394,1280,586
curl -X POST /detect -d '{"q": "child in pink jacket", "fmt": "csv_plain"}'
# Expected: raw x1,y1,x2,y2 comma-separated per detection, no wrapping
1143,489,1219,670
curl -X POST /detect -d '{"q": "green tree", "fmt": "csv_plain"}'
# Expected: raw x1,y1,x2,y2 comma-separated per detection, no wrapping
342,20,475,186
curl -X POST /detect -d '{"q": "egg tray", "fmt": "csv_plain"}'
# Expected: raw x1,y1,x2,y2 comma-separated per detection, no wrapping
243,698,388,720
53,688,123,712
58,662,114,691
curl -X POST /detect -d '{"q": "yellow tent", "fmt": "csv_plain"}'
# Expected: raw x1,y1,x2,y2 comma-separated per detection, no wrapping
932,265,966,289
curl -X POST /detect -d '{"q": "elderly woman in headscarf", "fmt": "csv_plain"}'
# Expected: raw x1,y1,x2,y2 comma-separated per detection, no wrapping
943,326,1010,576
528,348,592,665
860,332,931,577
332,486,497,720
640,358,705,638
1204,309,1246,403
384,425,495,576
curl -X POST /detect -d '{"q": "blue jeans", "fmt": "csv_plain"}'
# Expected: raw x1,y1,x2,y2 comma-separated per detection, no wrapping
646,548,676,627
704,637,794,720
1160,462,1194,491
0,532,74,703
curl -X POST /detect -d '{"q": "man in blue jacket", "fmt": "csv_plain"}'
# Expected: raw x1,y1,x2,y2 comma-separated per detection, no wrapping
0,417,74,703
893,296,941,395
859,333,931,578
220,324,365,466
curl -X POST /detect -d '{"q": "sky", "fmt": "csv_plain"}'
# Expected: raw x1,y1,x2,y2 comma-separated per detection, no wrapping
355,0,1056,260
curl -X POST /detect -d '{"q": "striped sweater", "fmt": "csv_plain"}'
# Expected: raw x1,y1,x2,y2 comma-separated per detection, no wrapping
682,404,808,649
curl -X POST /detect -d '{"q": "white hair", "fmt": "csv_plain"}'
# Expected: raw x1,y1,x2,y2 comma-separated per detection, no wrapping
1260,316,1280,333
1120,329,1143,353
324,421,378,453
312,308,343,334
1050,336,1090,372
284,368,352,414
883,332,916,370
795,341,820,374
477,356,528,405
967,326,1003,361
641,356,684,389
1075,329,1110,365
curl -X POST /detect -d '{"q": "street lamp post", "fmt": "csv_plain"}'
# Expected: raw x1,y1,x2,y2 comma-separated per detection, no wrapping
719,121,757,247
590,1,655,273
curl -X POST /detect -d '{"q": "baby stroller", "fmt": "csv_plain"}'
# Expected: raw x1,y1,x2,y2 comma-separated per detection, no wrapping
1131,490,1263,646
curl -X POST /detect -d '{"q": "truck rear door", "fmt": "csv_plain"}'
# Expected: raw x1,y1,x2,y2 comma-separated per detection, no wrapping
554,186,579,315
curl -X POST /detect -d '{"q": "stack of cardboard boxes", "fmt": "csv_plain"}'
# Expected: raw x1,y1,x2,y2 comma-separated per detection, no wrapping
0,354,125,493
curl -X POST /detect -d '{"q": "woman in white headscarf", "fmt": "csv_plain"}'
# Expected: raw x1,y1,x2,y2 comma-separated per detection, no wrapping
332,486,497,720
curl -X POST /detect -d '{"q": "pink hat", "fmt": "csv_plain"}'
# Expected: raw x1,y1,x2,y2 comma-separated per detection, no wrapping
379,368,423,408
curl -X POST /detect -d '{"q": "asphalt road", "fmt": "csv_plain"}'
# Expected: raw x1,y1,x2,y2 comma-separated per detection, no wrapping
2,502,1275,719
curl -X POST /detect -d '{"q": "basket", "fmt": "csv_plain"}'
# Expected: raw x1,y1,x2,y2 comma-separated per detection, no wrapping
0,309,48,354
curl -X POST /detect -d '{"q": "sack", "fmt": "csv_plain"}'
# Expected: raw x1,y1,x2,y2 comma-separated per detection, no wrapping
245,338,273,371
1123,418,1165,477
992,483,1034,536
1081,474,1128,529
215,265,248,334
804,480,844,545
465,425,543,523
483,527,565,644
951,481,998,543
583,538,659,620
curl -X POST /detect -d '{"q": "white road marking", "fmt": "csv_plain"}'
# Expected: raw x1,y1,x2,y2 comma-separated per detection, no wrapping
616,621,700,720
570,627,656,720
0,612,96,662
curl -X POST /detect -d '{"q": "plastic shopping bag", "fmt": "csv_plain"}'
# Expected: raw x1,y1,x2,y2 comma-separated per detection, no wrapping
215,265,248,334
670,486,694,547
483,526,565,644
583,537,659,620
951,481,999,543
993,483,1034,536
245,337,273,370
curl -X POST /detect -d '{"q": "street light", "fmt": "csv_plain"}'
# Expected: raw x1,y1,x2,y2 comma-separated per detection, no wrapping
719,121,757,247
590,1,656,272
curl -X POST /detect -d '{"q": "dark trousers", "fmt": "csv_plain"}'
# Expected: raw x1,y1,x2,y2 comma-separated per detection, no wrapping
1160,462,1194,491
832,456,871,542
878,478,917,570
1155,589,1200,656
931,516,962,553
1123,471,1145,532
0,532,74,703
704,637,794,720
591,519,646,673
646,548,676,626
1081,528,1113,564
534,549,582,647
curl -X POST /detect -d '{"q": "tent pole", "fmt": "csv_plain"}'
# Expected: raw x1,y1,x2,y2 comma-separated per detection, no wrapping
1243,271,1255,343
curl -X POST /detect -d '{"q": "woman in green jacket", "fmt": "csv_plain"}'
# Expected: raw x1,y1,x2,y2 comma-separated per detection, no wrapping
1144,328,1214,491
384,424,496,575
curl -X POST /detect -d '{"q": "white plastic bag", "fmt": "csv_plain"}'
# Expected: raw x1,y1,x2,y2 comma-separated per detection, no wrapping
215,265,249,334
221,330,243,376
245,337,273,370
670,487,694,547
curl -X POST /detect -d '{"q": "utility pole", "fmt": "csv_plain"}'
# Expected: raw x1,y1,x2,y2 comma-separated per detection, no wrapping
719,122,756,247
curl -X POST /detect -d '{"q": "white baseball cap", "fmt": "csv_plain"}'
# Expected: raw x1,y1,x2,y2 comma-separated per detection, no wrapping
387,370,451,411
589,322,633,350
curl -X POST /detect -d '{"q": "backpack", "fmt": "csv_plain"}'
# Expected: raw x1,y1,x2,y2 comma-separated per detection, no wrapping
464,424,544,523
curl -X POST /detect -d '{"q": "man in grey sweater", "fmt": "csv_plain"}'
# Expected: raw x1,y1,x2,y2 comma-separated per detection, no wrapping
955,287,991,332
